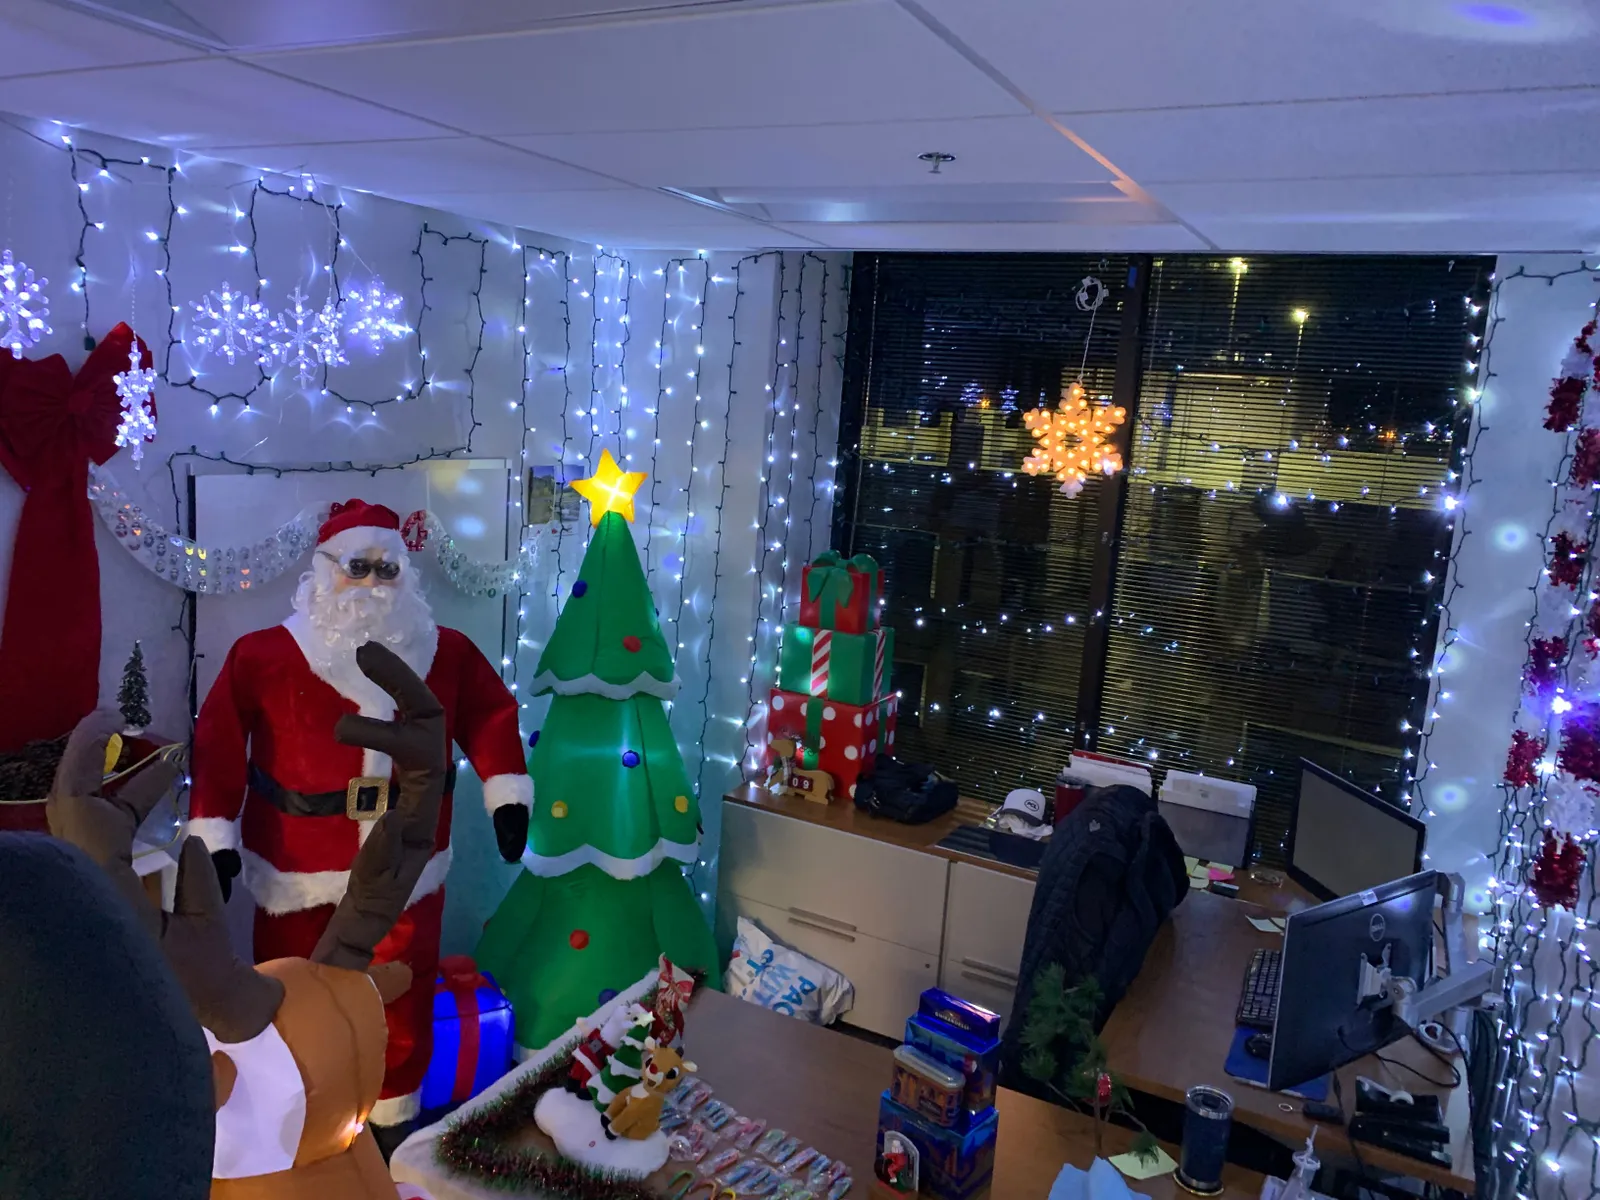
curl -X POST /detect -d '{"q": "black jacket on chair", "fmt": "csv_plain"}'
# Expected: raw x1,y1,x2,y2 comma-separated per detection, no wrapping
999,783,1190,1090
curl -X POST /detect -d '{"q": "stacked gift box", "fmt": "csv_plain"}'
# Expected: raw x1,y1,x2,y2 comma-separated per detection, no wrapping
875,987,1001,1199
420,955,514,1113
764,550,898,804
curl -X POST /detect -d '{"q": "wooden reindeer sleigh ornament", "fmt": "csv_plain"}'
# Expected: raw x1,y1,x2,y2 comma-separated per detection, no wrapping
46,644,446,1200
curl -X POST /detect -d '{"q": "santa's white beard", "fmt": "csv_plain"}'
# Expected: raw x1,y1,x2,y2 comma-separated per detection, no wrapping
291,563,437,712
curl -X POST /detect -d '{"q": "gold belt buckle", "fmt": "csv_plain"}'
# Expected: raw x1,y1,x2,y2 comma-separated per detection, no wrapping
345,776,391,821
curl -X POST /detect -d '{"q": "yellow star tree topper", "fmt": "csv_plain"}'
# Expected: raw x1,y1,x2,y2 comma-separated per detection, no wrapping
1021,381,1128,497
571,448,648,525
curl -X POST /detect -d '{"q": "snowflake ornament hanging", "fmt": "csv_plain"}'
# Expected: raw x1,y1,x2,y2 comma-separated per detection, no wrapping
314,295,346,373
343,279,410,353
269,286,346,388
1021,381,1127,497
0,249,51,354
189,283,268,366
113,339,158,468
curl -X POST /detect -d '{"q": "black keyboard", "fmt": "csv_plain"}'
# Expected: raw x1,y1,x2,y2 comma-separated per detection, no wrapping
1236,947,1282,1030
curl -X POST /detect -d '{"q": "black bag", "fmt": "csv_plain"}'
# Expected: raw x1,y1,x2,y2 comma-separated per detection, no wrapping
853,755,958,825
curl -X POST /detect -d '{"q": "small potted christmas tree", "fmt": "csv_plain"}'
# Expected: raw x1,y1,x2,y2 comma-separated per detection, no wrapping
118,642,151,736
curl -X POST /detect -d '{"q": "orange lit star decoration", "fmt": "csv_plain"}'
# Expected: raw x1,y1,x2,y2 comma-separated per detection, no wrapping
570,448,647,525
1020,381,1127,497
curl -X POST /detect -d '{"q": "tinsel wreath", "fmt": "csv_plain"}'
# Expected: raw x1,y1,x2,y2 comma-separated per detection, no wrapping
1530,830,1586,910
1557,700,1600,783
1545,319,1597,432
1505,730,1546,789
1549,533,1589,590
1526,636,1569,700
1573,428,1600,489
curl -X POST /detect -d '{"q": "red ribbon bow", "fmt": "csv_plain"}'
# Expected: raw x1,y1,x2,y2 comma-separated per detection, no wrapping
0,323,151,780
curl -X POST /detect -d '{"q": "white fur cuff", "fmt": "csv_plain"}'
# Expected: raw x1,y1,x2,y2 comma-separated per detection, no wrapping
483,773,533,814
369,1090,421,1126
187,817,241,853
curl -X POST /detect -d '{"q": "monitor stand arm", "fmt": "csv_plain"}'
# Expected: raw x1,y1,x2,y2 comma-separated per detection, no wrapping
1381,873,1497,1034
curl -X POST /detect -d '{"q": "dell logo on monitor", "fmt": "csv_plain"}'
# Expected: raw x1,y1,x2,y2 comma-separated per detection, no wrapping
1368,913,1387,942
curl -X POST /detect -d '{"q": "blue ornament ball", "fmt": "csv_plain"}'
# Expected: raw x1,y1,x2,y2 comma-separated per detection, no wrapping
528,730,540,748
572,580,588,597
598,988,618,1005
622,750,641,768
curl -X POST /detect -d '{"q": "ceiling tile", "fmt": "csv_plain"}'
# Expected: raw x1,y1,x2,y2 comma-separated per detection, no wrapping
0,0,200,76
1070,88,1600,185
506,115,1112,189
200,136,622,194
1153,174,1600,253
786,221,1209,251
911,0,1600,111
0,58,443,147
248,1,1021,135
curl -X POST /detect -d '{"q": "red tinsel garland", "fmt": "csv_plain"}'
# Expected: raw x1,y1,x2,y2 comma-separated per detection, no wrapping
1526,636,1569,700
1573,429,1600,489
1530,830,1586,909
1504,730,1546,788
1558,700,1600,782
1546,320,1598,432
1548,532,1589,589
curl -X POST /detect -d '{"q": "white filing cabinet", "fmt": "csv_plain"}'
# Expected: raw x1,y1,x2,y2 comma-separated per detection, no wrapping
717,800,1038,1037
938,861,1036,1023
719,802,948,1038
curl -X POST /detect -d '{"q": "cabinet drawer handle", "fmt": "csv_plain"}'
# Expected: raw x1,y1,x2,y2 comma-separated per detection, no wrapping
961,969,1018,991
960,958,1019,984
788,916,857,943
787,906,857,934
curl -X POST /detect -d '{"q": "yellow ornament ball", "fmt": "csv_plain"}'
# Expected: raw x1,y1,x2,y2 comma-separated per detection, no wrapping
551,801,569,819
674,794,690,814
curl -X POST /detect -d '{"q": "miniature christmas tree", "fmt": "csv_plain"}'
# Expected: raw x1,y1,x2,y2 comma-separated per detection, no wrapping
1020,965,1159,1162
118,641,151,734
587,1006,653,1110
477,451,718,1051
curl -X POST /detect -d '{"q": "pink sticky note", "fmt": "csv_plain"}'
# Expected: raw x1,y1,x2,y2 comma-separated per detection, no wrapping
1208,866,1234,882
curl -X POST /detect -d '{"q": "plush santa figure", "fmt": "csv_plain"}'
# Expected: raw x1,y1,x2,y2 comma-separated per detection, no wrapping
187,499,531,1128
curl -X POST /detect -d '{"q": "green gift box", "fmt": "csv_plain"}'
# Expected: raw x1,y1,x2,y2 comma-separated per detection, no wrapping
778,622,894,707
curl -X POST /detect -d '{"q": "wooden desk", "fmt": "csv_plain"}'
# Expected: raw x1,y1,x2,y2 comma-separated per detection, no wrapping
1101,889,1475,1193
725,782,1037,882
682,988,1265,1200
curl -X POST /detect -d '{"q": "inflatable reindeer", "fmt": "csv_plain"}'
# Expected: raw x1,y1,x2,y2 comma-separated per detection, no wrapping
44,643,444,1200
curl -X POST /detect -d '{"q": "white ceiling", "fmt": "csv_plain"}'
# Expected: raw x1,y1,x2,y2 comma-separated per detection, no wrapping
0,0,1596,251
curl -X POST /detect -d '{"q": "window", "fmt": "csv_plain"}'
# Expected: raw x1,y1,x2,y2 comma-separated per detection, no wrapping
837,253,1490,861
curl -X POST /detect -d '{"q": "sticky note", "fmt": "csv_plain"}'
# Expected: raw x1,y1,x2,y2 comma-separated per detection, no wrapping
1190,875,1208,889
1110,1147,1178,1181
1248,916,1284,934
1208,866,1234,882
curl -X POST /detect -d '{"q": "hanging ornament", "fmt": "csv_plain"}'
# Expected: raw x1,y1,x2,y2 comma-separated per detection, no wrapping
1529,830,1586,909
0,248,50,354
314,295,345,372
188,283,268,366
1075,275,1109,312
112,337,158,468
401,509,429,552
1020,381,1127,498
343,279,410,353
268,286,345,389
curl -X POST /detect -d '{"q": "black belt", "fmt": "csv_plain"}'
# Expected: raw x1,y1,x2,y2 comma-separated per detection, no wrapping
249,761,456,817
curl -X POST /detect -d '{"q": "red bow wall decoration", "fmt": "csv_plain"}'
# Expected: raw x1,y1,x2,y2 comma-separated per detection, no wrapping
0,322,152,768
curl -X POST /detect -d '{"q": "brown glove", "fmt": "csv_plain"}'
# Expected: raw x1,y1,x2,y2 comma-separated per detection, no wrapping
312,642,448,972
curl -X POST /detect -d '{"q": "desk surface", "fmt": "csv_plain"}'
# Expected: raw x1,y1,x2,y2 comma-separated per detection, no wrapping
1101,888,1475,1193
683,988,1266,1200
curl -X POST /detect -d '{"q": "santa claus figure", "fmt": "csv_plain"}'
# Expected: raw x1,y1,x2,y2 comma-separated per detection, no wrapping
188,499,531,1130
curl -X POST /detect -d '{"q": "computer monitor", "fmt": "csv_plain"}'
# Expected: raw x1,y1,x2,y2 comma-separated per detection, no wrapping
1287,760,1426,901
1266,870,1439,1092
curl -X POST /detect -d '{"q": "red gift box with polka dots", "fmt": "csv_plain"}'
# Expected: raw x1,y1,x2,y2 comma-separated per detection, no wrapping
764,686,898,803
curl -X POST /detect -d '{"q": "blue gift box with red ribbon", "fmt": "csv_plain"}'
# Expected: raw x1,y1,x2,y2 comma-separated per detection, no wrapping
420,955,514,1112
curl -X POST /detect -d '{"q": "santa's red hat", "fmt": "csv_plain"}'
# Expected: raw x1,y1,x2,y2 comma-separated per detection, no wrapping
317,499,407,562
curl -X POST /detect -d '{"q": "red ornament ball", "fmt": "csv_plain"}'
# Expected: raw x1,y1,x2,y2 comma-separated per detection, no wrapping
623,634,642,653
569,929,590,950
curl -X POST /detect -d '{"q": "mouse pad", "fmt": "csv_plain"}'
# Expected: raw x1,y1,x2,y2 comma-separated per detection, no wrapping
1223,1025,1330,1102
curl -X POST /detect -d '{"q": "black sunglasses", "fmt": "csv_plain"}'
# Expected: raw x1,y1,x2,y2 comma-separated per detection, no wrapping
320,550,401,581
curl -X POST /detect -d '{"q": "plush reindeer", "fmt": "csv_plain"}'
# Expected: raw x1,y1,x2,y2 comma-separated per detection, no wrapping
601,1038,697,1140
45,643,447,1200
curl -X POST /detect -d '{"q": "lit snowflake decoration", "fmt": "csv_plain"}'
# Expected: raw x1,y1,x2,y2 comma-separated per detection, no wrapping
189,283,268,366
1021,381,1127,497
0,249,50,354
343,279,410,353
113,339,158,468
269,286,347,388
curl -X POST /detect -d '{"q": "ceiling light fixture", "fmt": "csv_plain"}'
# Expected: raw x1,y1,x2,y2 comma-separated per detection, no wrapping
917,152,957,175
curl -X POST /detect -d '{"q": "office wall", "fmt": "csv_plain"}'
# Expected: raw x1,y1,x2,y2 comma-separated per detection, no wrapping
0,113,848,950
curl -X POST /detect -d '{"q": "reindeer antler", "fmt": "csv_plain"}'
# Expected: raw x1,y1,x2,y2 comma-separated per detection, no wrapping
47,711,285,1043
312,643,447,971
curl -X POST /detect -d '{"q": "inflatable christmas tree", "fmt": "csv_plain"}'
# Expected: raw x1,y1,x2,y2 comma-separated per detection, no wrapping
477,451,718,1052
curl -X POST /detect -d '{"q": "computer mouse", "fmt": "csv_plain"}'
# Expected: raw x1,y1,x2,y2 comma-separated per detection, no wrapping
1246,1033,1273,1059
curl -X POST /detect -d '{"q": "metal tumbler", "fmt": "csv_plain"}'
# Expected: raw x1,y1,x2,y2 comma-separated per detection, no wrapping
1174,1084,1233,1196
